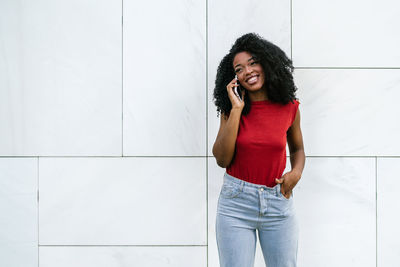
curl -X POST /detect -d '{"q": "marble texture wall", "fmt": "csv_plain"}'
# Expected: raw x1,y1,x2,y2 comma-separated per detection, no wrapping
0,0,399,266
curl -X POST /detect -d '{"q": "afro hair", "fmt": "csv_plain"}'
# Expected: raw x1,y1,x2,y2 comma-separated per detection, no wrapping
212,32,299,117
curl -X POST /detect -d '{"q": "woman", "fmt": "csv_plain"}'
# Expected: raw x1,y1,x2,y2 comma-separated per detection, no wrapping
212,32,305,267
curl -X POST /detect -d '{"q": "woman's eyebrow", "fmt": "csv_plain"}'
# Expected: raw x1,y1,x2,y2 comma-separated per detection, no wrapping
234,56,256,68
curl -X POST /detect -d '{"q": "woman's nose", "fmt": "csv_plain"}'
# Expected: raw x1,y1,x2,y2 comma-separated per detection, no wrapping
244,65,253,73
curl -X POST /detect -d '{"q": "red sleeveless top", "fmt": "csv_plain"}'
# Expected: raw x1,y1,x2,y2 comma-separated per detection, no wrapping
226,99,300,187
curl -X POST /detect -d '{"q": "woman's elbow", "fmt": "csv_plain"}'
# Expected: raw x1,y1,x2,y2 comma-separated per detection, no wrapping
214,154,230,168
215,158,228,168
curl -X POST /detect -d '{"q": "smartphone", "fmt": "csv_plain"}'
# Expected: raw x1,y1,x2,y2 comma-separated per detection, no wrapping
234,75,242,101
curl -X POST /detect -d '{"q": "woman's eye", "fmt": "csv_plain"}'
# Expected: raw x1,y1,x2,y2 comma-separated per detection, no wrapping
251,61,258,65
235,69,242,73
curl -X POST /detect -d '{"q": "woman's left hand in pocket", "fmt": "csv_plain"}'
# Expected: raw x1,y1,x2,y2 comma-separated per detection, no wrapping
275,171,301,198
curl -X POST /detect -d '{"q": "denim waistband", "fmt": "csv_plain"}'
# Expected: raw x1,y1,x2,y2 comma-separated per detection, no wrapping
223,172,279,193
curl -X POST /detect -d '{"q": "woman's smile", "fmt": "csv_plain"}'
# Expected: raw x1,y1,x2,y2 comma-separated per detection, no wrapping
246,74,259,85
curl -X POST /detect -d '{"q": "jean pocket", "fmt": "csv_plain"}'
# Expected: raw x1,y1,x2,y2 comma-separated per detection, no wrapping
278,184,292,201
273,184,293,216
220,182,242,199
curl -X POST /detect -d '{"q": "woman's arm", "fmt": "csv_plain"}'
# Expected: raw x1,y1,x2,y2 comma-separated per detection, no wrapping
277,108,305,197
287,108,306,181
212,108,242,168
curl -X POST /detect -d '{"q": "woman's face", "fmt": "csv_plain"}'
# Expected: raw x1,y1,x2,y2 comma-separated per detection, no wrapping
232,51,265,91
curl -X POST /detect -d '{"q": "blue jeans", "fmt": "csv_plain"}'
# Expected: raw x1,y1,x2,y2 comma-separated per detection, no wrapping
216,172,299,267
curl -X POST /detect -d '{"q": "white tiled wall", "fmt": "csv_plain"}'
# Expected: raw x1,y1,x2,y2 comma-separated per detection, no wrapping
1,0,399,266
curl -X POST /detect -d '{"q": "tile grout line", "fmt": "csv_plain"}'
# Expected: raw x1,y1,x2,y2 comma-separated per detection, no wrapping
122,0,124,157
290,0,292,62
37,157,40,266
39,245,208,247
206,0,209,265
375,156,378,267
294,66,400,69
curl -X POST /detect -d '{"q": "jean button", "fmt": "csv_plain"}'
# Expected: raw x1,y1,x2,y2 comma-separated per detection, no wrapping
260,188,264,191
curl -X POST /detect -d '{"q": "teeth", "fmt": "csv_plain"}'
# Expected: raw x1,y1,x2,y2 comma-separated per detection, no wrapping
247,76,258,84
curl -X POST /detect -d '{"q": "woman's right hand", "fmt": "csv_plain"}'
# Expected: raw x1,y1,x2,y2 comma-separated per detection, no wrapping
226,77,245,110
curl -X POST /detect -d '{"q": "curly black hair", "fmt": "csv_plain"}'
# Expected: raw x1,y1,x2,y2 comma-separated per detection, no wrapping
213,32,299,117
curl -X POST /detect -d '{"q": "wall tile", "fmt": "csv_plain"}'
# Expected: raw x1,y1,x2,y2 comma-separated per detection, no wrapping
123,0,206,156
296,157,375,266
39,157,206,245
0,0,122,156
39,246,206,267
0,158,37,267
294,69,400,156
377,158,400,266
293,0,400,67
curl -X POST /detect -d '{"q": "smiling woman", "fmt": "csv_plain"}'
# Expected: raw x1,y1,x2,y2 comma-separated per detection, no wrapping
212,32,305,267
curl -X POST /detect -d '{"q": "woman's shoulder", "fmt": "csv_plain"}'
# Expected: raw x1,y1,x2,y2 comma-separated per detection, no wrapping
292,99,300,105
280,99,299,108
288,99,300,108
